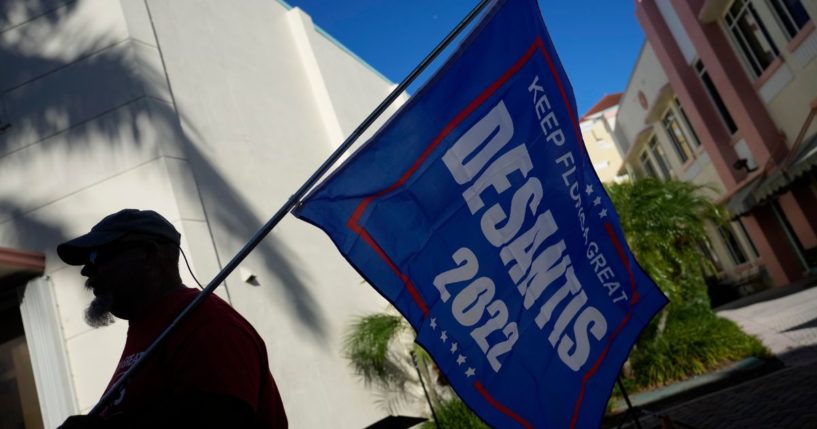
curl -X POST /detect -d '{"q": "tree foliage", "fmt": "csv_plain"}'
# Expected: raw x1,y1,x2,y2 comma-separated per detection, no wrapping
606,178,727,309
421,399,489,429
606,179,768,394
343,311,451,414
344,313,410,387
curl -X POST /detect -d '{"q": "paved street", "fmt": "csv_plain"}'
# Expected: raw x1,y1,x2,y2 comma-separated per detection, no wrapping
659,363,817,429
619,281,817,429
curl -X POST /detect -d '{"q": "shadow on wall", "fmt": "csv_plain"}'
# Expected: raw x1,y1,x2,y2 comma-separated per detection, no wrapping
180,123,328,341
0,0,327,339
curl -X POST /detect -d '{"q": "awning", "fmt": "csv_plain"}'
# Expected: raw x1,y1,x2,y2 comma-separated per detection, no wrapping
0,247,45,310
725,176,763,217
726,134,817,217
754,134,817,202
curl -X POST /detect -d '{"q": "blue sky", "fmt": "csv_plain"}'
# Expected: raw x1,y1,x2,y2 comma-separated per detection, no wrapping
284,0,645,115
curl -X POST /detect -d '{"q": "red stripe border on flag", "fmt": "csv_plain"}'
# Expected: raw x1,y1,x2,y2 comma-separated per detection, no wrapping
347,37,636,429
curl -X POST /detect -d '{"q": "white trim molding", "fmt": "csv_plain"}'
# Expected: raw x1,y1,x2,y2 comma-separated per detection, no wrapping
758,61,793,103
793,28,817,66
19,276,78,427
286,7,346,149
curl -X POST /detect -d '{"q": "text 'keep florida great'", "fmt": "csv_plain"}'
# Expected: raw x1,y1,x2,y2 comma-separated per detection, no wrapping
294,0,668,427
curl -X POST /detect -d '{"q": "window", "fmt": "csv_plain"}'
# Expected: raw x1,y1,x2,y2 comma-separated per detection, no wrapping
726,0,780,77
768,0,811,38
640,151,659,179
662,110,695,163
695,60,739,134
593,160,611,171
639,139,671,180
591,129,603,141
674,98,701,148
737,218,760,257
700,237,724,274
719,222,750,265
598,141,614,149
648,137,672,179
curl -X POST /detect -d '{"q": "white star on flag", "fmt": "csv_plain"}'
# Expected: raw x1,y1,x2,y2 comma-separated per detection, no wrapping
450,342,458,353
465,368,475,377
599,208,608,218
585,184,594,195
440,330,448,342
594,196,602,206
456,354,466,365
430,318,437,330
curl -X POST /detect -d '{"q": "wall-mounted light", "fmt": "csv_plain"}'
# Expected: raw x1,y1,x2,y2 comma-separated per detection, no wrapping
733,158,758,173
238,267,259,286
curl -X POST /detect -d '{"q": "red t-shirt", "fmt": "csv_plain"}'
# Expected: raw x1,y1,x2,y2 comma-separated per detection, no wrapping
100,287,287,428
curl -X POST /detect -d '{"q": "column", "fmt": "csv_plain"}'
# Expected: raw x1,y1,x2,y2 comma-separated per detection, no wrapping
636,0,743,190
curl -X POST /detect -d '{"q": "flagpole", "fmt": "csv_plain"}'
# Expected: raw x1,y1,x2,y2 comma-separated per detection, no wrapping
88,0,495,416
411,351,444,429
616,377,643,429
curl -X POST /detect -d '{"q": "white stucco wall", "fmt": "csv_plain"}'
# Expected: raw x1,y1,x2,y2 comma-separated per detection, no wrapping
616,43,669,158
2,0,402,426
136,0,395,427
0,0,202,416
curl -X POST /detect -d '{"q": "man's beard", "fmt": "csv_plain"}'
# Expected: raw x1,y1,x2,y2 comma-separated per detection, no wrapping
85,280,115,328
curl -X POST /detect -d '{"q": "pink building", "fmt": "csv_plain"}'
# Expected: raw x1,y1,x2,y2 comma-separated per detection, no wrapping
635,0,817,288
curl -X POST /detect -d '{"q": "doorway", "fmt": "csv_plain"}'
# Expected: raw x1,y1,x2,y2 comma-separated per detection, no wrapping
0,286,44,429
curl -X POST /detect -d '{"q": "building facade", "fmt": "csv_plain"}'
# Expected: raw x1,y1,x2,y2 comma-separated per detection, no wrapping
624,0,817,292
0,1,406,427
580,94,628,183
616,42,767,298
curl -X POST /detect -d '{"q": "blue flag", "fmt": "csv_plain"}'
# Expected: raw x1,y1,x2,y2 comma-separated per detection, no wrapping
294,0,668,427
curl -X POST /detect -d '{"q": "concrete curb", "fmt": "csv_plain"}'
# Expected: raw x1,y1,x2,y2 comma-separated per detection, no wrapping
606,356,780,416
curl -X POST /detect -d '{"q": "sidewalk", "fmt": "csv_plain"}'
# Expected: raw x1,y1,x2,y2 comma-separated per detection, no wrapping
717,279,817,366
610,279,817,429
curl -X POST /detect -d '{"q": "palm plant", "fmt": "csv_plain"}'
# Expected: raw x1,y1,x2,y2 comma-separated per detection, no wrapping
604,178,769,391
343,309,451,415
344,309,490,426
606,178,727,312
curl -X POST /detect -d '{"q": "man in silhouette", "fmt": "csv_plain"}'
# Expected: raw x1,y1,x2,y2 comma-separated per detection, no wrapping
57,209,287,428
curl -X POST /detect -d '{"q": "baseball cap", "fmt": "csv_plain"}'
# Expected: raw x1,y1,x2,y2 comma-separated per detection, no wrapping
57,209,181,266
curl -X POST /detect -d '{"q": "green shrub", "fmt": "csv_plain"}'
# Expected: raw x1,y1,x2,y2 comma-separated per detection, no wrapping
605,177,770,405
343,313,408,387
627,306,769,389
422,399,489,429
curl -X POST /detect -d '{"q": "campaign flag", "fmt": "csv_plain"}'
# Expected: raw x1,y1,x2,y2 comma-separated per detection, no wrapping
294,0,668,427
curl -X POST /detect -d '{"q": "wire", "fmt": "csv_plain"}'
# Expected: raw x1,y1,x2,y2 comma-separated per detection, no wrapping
179,247,204,290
